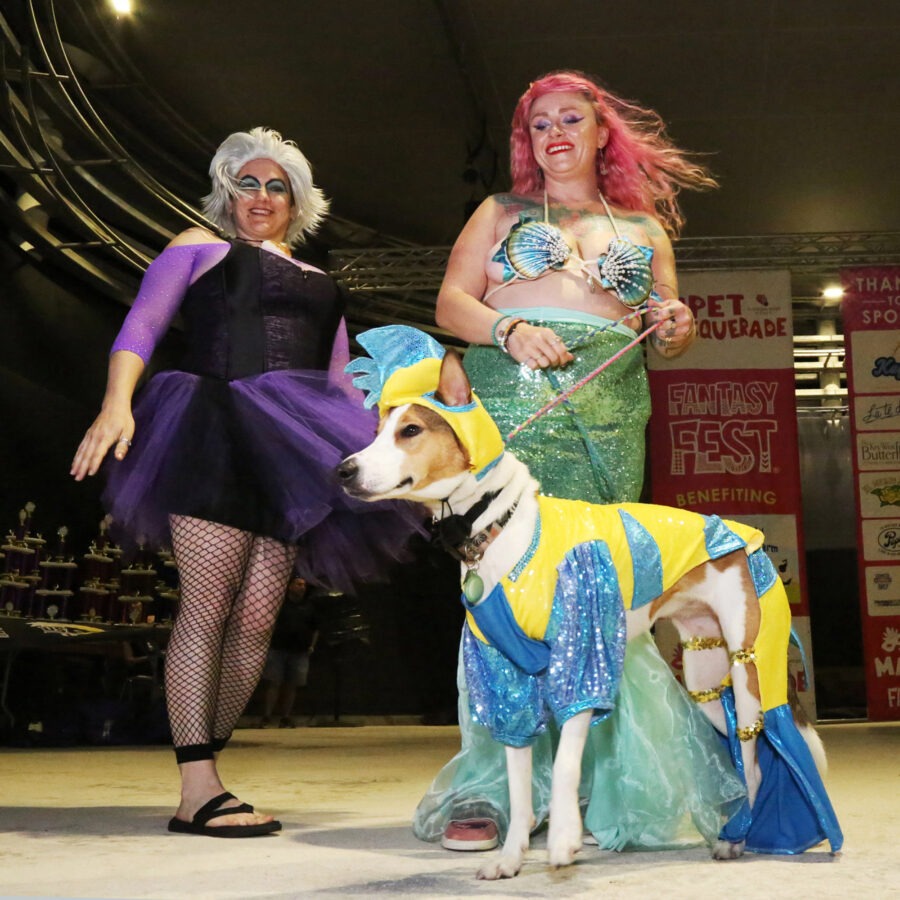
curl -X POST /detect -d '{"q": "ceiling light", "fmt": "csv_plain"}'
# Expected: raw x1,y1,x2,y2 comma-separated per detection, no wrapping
822,285,844,301
110,0,133,14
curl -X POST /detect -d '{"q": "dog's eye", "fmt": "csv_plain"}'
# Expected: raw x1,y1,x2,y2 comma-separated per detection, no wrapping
400,424,422,438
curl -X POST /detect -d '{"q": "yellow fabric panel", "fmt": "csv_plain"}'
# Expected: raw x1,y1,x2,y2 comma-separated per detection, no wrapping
754,576,791,711
464,497,770,659
379,357,504,474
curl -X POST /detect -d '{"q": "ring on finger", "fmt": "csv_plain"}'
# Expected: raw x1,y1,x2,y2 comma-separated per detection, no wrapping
116,437,132,447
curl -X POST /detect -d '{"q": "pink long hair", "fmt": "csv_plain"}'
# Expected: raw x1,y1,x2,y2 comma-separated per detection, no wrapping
509,71,716,237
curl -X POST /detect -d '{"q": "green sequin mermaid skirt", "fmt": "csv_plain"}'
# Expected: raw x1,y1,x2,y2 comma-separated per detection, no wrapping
463,321,650,504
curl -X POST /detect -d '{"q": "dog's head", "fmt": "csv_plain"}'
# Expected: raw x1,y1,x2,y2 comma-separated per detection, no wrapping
336,326,505,503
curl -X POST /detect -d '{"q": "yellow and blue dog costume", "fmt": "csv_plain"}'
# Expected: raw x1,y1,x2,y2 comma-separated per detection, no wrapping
348,325,841,855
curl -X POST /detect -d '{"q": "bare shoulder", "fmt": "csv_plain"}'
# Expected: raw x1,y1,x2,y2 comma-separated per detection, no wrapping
461,193,544,247
166,226,226,249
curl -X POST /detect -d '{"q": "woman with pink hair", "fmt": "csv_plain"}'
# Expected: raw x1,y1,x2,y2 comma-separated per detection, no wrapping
419,71,743,854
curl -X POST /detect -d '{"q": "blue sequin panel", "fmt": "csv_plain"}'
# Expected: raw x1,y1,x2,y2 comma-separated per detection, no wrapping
617,509,662,608
747,547,778,596
462,539,627,746
547,541,626,727
702,514,748,559
462,625,548,748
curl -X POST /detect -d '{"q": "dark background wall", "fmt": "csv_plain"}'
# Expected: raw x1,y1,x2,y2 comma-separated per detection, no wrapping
0,241,462,733
1,239,125,550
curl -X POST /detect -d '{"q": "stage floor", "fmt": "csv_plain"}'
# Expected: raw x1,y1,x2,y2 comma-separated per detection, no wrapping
0,721,897,899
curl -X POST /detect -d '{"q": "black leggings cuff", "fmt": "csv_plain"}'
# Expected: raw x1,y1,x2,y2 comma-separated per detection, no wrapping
173,734,231,764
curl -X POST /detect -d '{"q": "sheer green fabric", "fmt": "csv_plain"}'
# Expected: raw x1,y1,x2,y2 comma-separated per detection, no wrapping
414,634,745,848
582,633,746,849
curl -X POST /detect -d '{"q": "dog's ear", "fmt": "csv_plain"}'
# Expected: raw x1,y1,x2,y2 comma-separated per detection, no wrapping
435,349,472,407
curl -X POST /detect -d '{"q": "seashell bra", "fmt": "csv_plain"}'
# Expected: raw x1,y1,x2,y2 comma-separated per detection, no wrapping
487,191,659,308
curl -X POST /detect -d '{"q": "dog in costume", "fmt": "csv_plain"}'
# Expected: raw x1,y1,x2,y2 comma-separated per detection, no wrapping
337,325,842,880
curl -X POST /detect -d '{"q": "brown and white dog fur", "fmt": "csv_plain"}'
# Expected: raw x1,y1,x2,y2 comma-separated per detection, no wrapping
337,350,826,880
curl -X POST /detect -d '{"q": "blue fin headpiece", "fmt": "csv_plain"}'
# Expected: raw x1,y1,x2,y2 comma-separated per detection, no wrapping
346,325,505,477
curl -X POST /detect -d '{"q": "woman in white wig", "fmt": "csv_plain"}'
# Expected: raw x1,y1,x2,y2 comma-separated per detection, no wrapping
72,127,419,837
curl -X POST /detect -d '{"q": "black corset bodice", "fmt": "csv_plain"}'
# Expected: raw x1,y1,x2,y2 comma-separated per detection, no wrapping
179,241,346,379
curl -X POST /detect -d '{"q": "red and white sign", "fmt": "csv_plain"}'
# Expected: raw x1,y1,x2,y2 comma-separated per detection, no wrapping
648,270,815,716
841,266,900,721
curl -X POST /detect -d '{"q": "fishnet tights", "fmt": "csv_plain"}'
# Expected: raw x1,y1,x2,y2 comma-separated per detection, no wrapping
166,515,297,754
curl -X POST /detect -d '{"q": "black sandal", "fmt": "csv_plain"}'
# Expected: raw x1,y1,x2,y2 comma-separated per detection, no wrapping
167,791,281,838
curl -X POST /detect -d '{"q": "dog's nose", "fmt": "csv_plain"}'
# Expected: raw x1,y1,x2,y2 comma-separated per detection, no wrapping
335,457,359,483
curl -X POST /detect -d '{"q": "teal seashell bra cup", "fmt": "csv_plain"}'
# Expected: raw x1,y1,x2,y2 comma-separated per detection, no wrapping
488,191,660,308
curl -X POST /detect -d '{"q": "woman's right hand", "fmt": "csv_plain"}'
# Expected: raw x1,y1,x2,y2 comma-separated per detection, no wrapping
505,321,574,370
70,403,135,481
71,350,145,481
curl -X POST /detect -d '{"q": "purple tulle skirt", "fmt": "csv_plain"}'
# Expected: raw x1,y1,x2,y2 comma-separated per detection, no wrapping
102,368,425,592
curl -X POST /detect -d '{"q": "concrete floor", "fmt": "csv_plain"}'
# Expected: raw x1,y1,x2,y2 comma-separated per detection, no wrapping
0,721,897,900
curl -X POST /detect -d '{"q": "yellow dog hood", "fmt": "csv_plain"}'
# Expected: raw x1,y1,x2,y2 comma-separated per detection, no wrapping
346,326,505,477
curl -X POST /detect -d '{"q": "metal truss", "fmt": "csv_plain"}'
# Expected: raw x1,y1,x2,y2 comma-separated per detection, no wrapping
0,0,412,308
330,232,900,293
330,233,900,415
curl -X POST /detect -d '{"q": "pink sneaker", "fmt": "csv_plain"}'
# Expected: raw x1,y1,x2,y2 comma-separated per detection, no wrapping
441,817,499,851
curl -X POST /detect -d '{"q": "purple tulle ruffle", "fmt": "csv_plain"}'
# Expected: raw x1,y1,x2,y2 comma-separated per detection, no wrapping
102,368,424,592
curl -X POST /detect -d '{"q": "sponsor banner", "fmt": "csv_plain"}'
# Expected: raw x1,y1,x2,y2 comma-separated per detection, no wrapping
861,519,900,561
867,621,900,716
648,269,816,711
857,471,900,518
650,270,793,371
649,368,798,516
856,431,900,469
863,566,900,617
841,265,900,720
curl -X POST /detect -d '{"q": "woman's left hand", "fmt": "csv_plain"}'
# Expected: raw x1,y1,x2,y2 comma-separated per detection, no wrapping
647,297,696,355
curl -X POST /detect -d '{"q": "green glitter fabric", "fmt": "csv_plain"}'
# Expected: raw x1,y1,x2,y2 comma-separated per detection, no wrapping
464,320,650,504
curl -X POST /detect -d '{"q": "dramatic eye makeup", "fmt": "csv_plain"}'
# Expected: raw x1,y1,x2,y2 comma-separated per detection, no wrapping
236,175,291,195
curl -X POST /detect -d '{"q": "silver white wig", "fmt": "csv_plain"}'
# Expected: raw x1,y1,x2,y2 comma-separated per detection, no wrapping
202,126,329,246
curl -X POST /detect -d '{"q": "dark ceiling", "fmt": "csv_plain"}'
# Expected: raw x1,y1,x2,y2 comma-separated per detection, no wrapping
114,0,900,246
2,0,900,419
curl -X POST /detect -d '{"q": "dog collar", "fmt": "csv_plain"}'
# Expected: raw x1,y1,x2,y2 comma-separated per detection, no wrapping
429,492,519,603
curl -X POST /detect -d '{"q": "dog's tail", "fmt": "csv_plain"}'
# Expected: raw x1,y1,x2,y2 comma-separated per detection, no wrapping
787,628,828,777
789,679,828,777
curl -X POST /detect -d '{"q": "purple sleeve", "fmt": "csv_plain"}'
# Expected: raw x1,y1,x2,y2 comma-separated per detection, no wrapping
110,243,228,363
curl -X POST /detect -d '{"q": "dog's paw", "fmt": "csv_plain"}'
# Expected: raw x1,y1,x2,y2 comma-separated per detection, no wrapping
547,841,581,868
476,854,523,880
547,825,583,868
712,839,746,860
